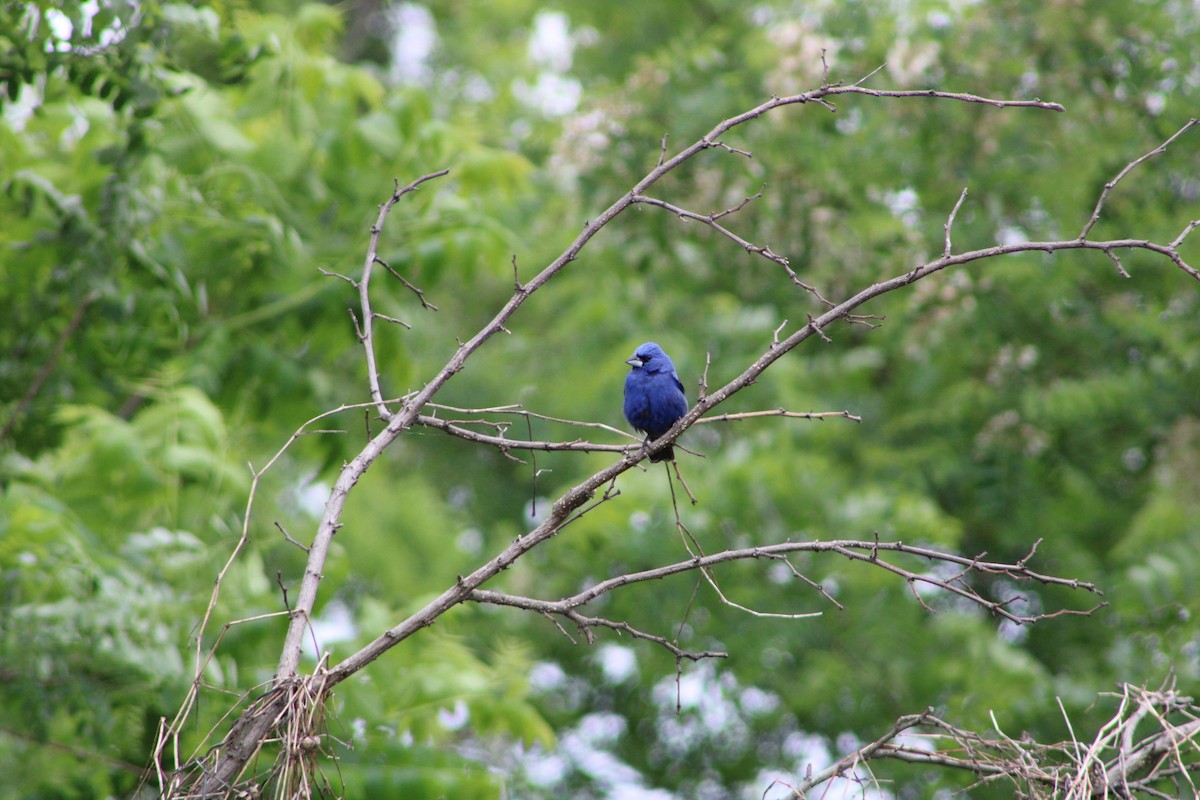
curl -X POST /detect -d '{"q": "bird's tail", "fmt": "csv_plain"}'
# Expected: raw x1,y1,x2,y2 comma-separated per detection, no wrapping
648,445,674,463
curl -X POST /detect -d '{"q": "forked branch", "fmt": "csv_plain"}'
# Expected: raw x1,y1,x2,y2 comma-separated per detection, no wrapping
466,536,1101,663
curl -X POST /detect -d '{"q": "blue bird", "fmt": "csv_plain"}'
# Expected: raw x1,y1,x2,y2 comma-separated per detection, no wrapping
623,342,689,462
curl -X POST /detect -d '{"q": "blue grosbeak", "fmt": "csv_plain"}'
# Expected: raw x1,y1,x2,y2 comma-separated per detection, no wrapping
623,342,688,462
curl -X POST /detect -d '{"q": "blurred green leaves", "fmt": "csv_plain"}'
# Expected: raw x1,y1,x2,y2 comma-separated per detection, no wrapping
1,2,536,796
0,388,247,797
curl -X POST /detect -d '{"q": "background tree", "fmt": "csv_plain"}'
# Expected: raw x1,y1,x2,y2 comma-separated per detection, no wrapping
2,1,1199,798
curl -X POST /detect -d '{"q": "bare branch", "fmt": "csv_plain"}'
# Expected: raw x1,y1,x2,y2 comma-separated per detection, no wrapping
807,313,833,343
426,402,635,439
317,267,357,286
1079,118,1198,240
712,185,766,220
824,85,1066,111
464,536,1098,637
372,312,412,330
943,187,968,258
787,711,940,796
774,555,846,610
346,308,364,341
357,170,450,418
772,319,789,345
1104,247,1132,278
701,138,753,158
467,590,727,662
418,413,627,454
632,194,784,262
633,193,832,304
670,459,699,505
1170,219,1200,250
376,256,439,311
697,409,863,425
274,521,309,553
414,405,861,456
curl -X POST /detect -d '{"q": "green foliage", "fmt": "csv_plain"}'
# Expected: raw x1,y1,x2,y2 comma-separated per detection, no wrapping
0,389,250,798
0,0,527,457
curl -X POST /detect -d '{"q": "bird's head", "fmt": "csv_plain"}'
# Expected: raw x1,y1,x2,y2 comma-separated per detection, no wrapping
626,342,671,372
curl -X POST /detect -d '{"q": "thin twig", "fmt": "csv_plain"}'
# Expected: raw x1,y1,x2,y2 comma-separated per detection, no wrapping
1078,118,1198,239
697,409,863,424
943,187,968,258
357,170,450,418
633,193,832,305
376,256,439,310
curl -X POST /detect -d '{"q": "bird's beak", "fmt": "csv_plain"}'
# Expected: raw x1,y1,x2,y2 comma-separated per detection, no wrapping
625,356,644,368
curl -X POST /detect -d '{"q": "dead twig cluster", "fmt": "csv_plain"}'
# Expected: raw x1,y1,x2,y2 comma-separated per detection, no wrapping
776,677,1200,799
